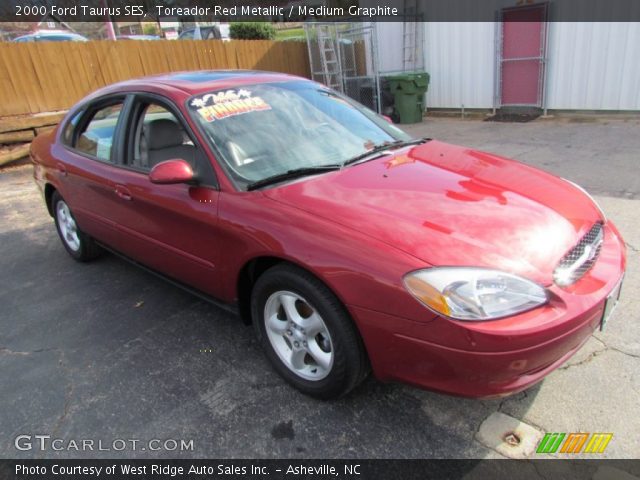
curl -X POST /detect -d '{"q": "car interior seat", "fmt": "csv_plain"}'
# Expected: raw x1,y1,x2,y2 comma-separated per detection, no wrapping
143,119,195,168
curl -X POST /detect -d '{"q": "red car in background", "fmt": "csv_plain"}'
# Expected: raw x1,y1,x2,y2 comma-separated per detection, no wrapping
30,71,626,399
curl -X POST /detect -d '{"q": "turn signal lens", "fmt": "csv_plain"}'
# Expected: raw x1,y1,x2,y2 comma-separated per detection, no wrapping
404,268,548,321
404,275,451,316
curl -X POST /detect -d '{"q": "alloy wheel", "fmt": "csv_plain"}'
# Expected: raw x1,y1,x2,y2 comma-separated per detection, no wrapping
56,200,81,252
263,290,334,381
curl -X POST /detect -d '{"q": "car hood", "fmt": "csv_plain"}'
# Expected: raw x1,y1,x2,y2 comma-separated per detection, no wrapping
264,141,602,285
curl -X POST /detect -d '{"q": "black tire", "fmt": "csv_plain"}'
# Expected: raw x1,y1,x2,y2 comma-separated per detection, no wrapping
51,191,102,262
251,264,369,399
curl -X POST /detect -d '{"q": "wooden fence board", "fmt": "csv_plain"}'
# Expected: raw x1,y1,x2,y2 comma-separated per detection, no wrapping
0,39,310,117
0,45,22,116
9,44,48,114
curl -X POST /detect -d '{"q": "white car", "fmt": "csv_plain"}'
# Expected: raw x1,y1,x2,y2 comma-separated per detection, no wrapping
13,30,88,42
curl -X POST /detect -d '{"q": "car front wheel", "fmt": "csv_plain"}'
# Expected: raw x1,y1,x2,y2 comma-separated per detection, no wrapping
251,264,369,399
52,191,102,261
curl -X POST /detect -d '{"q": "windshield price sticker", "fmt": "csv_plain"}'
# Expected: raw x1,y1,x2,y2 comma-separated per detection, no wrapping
191,90,271,122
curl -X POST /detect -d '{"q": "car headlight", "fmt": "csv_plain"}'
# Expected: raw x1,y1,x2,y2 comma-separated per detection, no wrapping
403,268,548,321
563,178,607,221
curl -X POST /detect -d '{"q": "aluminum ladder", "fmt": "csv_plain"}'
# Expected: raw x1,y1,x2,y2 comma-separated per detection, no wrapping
402,0,419,71
316,25,342,90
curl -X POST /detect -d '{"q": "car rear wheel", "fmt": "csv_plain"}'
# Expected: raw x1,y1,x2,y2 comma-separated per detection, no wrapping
251,264,369,399
52,191,102,261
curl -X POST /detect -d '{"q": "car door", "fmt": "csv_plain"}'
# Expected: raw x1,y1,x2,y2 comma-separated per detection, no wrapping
55,96,136,253
104,94,222,297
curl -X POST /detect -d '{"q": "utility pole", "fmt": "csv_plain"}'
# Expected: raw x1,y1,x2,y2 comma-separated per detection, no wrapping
102,0,116,40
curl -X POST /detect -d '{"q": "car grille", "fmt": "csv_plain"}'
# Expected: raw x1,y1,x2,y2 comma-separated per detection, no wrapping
553,222,604,286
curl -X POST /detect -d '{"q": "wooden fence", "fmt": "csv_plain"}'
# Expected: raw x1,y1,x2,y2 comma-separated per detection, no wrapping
0,40,311,117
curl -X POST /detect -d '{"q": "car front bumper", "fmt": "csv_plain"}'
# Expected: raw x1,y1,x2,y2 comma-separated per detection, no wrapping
349,221,626,398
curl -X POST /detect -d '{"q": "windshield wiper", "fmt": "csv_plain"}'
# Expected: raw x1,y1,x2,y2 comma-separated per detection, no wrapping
342,138,431,167
245,138,431,190
246,165,341,191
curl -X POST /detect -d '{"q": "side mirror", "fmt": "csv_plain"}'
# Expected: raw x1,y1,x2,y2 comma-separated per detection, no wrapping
149,159,194,185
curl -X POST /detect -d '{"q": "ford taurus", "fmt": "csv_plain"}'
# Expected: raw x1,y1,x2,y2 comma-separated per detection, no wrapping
30,71,626,399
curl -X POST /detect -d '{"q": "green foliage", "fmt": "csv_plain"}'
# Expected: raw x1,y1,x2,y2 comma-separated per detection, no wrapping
142,23,159,36
229,22,276,40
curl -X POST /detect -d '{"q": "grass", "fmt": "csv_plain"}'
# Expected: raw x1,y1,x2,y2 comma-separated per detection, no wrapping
275,28,305,41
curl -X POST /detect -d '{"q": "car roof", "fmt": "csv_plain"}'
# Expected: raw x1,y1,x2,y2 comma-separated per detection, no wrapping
26,30,82,36
14,31,86,40
98,70,306,97
117,35,159,40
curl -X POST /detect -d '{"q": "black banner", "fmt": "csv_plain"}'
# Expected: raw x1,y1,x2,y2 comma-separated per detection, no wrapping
2,460,640,480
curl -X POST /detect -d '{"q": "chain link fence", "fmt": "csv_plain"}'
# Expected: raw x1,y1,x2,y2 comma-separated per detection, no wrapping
304,22,381,113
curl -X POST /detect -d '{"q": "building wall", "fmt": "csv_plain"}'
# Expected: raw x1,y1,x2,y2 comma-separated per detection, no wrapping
546,22,640,110
377,22,496,109
377,22,405,74
423,22,496,109
377,22,640,111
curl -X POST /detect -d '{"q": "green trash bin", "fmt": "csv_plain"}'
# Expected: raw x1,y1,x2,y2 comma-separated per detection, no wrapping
386,72,430,124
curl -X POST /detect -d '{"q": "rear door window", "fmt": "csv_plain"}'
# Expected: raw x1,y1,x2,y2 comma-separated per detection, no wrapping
74,103,124,162
61,111,83,146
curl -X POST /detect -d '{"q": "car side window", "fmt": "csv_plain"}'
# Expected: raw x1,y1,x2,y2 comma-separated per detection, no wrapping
131,102,197,171
61,111,83,146
74,103,124,162
128,99,217,187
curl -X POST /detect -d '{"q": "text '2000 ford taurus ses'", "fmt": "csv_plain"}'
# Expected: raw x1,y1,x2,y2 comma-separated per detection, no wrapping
30,71,626,399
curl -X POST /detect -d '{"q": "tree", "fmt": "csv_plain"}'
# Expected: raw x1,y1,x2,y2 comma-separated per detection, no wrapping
142,23,159,36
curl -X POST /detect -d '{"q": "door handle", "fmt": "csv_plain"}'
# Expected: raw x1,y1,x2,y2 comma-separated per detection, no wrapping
56,162,67,176
114,184,132,201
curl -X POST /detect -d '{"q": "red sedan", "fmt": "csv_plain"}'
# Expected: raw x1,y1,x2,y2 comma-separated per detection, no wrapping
31,71,626,399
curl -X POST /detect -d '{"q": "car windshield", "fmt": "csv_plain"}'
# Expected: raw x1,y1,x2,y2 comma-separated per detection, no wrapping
187,81,412,188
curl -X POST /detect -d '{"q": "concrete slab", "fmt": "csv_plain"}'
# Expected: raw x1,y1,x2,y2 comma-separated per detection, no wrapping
405,116,640,199
475,412,543,459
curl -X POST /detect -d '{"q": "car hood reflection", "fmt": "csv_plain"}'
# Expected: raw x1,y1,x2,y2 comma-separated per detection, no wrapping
264,141,602,285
